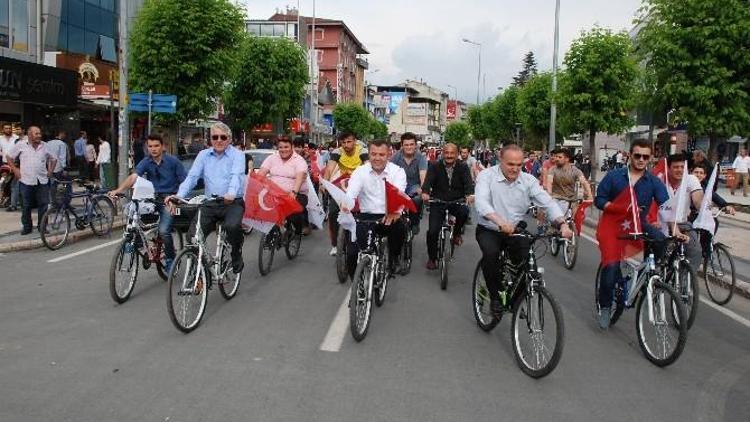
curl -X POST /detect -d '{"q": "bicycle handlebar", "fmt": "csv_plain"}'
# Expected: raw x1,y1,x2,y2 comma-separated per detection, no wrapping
428,199,467,205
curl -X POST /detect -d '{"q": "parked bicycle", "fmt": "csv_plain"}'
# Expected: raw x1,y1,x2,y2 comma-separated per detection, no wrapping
594,233,688,367
109,195,184,304
429,198,466,290
166,196,242,333
349,217,392,342
41,178,115,250
257,219,302,276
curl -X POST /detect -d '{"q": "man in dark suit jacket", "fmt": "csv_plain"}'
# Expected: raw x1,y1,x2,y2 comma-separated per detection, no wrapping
421,143,474,270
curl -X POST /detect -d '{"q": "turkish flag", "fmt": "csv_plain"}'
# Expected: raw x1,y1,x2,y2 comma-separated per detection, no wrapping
596,187,643,266
385,180,417,214
647,158,668,224
243,173,303,232
573,200,593,235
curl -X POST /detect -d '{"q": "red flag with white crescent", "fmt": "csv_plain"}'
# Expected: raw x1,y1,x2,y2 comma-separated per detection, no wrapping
384,180,417,214
243,173,303,232
596,187,644,265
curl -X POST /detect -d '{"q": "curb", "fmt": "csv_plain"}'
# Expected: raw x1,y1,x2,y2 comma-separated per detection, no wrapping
0,220,125,253
581,215,750,300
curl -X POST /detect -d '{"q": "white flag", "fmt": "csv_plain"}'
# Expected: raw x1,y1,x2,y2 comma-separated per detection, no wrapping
305,175,326,229
658,160,690,233
320,178,357,241
693,164,718,234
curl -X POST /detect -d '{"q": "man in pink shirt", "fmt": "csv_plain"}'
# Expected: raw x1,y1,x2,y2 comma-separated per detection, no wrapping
256,137,309,234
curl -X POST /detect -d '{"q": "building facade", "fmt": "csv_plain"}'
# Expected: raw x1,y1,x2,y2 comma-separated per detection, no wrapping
371,80,447,143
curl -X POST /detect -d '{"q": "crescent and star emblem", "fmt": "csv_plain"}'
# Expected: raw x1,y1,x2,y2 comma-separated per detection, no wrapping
258,189,274,211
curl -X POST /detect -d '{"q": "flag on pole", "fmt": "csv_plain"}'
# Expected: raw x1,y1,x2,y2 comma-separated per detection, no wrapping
658,160,689,233
693,163,719,234
320,178,357,241
647,157,668,224
243,173,303,233
305,175,326,229
573,200,593,235
384,180,417,214
596,187,644,265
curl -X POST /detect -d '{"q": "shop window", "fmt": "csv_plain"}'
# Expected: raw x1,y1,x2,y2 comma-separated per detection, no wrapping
10,0,28,52
68,0,84,28
98,35,115,62
247,23,260,36
67,24,85,54
0,0,8,48
272,24,285,37
260,23,273,37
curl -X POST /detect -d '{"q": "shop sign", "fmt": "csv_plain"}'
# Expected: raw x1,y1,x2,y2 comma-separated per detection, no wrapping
0,57,77,106
80,83,110,99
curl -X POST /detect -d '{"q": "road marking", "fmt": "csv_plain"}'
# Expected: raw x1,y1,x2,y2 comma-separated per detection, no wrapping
47,239,121,263
320,289,351,352
580,231,750,329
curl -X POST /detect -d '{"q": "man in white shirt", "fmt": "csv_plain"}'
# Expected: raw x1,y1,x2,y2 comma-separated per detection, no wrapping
341,139,408,278
730,148,750,196
96,137,112,189
663,154,704,271
0,124,20,211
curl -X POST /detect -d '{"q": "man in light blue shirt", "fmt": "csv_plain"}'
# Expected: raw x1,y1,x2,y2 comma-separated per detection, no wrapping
167,123,246,273
73,131,87,179
46,130,71,206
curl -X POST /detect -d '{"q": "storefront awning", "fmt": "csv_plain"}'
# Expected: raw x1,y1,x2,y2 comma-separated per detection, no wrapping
0,57,78,107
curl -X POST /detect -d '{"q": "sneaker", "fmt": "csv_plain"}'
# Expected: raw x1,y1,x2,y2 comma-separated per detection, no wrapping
232,259,244,274
20,228,32,235
6,206,17,212
425,260,437,270
329,246,337,256
598,307,611,330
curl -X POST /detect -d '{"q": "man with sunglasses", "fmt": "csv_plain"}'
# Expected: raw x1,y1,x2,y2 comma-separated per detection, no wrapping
167,123,247,274
594,139,670,329
109,134,186,270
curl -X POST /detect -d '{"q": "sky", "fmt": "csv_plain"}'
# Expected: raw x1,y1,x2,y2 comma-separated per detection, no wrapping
244,0,644,104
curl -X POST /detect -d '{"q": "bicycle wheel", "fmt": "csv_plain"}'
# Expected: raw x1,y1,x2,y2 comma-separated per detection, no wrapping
218,241,241,300
511,285,565,378
549,236,560,257
635,279,687,367
439,229,450,290
89,196,114,236
374,245,389,307
284,225,302,260
472,261,499,332
399,233,413,275
336,227,349,283
258,226,279,276
594,264,625,327
40,207,71,250
154,239,169,281
670,261,698,330
350,255,373,342
703,244,735,305
562,226,578,270
109,239,140,304
167,248,208,333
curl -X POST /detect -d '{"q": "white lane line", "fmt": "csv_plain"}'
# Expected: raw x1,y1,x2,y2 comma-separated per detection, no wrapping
320,288,351,352
580,231,750,329
47,239,121,263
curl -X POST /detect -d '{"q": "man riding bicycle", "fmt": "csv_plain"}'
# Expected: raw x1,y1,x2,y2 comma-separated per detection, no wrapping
545,148,593,214
341,139,407,279
108,134,187,270
421,143,474,270
166,122,246,274
390,132,427,235
256,137,309,235
323,131,368,256
475,144,572,316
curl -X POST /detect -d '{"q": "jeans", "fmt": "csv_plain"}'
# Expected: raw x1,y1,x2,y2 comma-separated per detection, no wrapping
427,202,469,261
346,213,405,279
188,199,245,265
19,182,49,231
475,225,530,301
157,203,176,260
99,163,111,189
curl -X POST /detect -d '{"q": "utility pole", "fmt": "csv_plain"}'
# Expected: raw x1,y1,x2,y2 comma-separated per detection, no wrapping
548,0,561,152
462,38,482,104
310,0,316,142
117,0,129,185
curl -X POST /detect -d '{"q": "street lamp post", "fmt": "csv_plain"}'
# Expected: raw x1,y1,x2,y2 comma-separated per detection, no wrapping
462,38,482,104
447,84,458,100
549,0,561,152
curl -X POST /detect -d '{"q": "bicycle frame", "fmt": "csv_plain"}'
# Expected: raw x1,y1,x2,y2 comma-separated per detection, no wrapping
124,200,162,263
184,205,229,289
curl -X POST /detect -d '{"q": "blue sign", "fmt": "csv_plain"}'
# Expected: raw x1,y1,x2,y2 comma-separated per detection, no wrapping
128,92,178,114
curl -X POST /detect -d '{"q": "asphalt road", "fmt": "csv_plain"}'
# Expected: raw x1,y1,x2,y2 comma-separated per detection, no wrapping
1,217,749,422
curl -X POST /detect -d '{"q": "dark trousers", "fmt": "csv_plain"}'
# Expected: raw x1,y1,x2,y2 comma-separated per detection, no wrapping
475,225,530,301
427,202,469,261
19,182,49,231
346,213,405,278
328,200,340,247
409,195,424,228
289,193,308,233
188,199,245,263
76,156,87,179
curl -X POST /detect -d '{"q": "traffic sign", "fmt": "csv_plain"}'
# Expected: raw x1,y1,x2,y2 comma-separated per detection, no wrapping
128,92,178,114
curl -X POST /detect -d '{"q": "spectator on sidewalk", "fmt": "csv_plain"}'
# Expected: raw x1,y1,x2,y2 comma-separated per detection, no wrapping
74,131,88,180
5,126,57,235
85,140,97,182
46,130,70,206
730,149,750,196
96,136,112,189
0,124,18,211
5,127,26,212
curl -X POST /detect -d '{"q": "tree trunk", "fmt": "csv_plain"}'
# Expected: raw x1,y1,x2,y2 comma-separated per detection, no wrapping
708,132,719,162
588,127,597,182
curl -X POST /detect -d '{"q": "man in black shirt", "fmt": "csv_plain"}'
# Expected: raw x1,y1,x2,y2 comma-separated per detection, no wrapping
421,143,474,270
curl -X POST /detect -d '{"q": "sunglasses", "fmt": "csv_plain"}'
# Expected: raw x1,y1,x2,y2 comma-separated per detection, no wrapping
211,134,229,141
632,153,650,161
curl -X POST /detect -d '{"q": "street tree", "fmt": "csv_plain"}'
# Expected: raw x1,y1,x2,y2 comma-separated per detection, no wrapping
369,119,388,139
516,72,554,151
635,0,750,159
332,103,373,139
558,27,639,180
130,0,245,122
224,36,308,130
512,51,538,87
467,105,490,144
488,86,520,144
443,121,472,149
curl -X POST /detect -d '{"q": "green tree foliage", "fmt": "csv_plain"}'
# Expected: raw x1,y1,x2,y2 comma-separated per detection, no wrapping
512,51,538,87
369,119,389,139
558,27,639,180
489,86,520,143
224,36,308,130
129,0,245,122
635,0,750,158
332,103,384,139
516,72,553,151
467,105,490,142
443,121,472,148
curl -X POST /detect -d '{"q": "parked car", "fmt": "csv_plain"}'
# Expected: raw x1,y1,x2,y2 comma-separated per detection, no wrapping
244,149,274,174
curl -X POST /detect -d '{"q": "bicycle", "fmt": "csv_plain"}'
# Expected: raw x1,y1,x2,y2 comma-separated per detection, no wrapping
397,212,414,275
109,196,184,304
429,199,466,290
257,218,302,276
471,221,564,378
593,233,688,367
548,199,584,270
166,196,242,333
40,178,115,250
349,217,392,342
659,232,699,329
701,210,736,305
336,226,350,283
